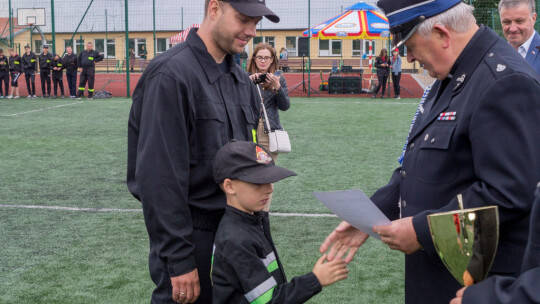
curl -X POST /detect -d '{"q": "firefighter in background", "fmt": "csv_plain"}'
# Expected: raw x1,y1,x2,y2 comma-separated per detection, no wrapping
0,48,9,98
21,44,37,99
77,41,103,99
39,44,53,98
51,54,65,98
7,48,21,99
63,46,78,99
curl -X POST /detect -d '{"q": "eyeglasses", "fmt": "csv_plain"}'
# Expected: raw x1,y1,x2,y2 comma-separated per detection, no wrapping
256,56,273,62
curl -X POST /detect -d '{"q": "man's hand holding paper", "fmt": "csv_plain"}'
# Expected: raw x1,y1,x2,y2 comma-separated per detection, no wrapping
374,217,422,254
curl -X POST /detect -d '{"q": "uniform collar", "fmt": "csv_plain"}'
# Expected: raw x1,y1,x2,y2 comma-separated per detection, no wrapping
226,205,263,226
186,28,245,85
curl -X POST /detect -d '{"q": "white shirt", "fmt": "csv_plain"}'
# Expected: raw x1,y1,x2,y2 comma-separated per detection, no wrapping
518,31,536,58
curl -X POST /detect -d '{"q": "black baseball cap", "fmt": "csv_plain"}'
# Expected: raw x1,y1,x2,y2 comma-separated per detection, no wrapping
43,44,49,48
24,44,30,48
213,141,296,184
222,0,280,23
377,0,462,48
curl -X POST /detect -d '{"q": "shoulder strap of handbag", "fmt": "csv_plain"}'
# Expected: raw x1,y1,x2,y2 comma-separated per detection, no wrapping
255,84,273,132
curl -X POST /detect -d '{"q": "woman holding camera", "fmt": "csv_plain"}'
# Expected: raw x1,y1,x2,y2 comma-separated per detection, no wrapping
248,42,290,162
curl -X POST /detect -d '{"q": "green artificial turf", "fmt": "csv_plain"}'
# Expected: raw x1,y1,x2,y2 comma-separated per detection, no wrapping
0,97,419,303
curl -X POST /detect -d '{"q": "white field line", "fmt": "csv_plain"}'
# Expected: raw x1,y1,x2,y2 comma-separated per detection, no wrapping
2,101,84,117
293,101,417,105
0,204,337,218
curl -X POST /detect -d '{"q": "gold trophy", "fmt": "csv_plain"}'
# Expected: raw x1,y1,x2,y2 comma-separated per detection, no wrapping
427,194,499,286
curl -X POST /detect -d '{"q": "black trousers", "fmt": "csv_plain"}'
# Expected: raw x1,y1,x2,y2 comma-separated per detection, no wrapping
52,73,64,96
392,72,401,97
149,228,215,304
66,70,77,96
0,70,8,96
40,69,51,95
374,74,389,95
78,67,95,97
24,69,36,95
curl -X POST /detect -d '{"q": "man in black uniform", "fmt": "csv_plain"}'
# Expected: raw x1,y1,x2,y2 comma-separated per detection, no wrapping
320,1,540,304
63,46,78,98
127,1,279,303
0,49,9,98
22,44,37,99
77,41,103,99
39,44,53,98
7,48,21,99
51,54,65,98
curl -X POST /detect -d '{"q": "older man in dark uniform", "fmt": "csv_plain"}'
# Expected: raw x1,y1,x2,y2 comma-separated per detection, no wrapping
127,1,279,303
451,182,540,304
320,1,540,304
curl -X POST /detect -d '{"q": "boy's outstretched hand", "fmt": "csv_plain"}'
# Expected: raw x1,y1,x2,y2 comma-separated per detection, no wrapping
312,254,349,287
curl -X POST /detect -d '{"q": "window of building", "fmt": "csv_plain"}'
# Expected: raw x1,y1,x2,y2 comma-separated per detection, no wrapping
253,36,275,48
128,38,147,58
319,40,341,56
363,40,375,57
285,36,298,57
352,40,362,57
64,39,85,54
157,38,169,54
94,39,115,58
34,40,42,53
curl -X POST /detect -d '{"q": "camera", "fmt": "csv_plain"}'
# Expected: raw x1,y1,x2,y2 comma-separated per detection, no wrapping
254,73,267,84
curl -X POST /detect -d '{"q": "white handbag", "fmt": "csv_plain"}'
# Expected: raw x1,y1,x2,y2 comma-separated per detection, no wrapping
256,84,291,153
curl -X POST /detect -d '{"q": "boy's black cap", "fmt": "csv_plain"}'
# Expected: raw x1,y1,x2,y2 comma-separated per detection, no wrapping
24,44,30,48
213,141,296,184
43,44,49,48
222,0,280,23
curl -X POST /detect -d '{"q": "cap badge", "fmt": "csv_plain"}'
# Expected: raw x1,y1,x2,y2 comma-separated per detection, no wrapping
256,146,272,164
496,64,506,72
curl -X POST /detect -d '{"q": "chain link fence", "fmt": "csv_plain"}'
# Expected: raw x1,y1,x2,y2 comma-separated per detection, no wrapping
1,0,539,97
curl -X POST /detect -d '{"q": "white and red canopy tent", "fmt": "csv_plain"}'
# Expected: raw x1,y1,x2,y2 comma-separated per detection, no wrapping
170,24,201,45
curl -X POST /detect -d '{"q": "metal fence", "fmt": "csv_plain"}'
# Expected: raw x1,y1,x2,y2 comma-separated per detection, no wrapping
1,0,539,98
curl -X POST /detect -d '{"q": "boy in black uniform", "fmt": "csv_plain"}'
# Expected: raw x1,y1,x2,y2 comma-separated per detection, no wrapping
212,141,349,304
7,48,21,99
0,49,9,98
51,54,65,98
22,45,37,99
38,44,53,98
63,46,78,98
76,41,103,99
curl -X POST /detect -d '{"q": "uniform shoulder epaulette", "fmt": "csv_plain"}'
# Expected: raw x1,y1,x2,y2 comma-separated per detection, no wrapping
484,51,515,79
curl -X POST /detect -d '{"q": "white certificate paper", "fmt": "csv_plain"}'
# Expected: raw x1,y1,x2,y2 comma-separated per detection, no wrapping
313,189,391,240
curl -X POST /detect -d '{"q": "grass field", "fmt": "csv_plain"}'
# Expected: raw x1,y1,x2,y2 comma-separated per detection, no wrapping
0,96,419,303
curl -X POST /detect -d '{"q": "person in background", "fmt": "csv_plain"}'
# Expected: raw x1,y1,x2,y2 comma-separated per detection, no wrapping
247,42,290,163
139,45,148,72
21,44,37,99
247,42,290,212
76,41,103,99
372,48,391,99
63,46,78,99
0,48,9,98
7,48,21,99
129,47,135,72
499,0,540,76
39,44,53,98
51,54,65,98
391,48,402,99
127,0,279,303
279,47,289,72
